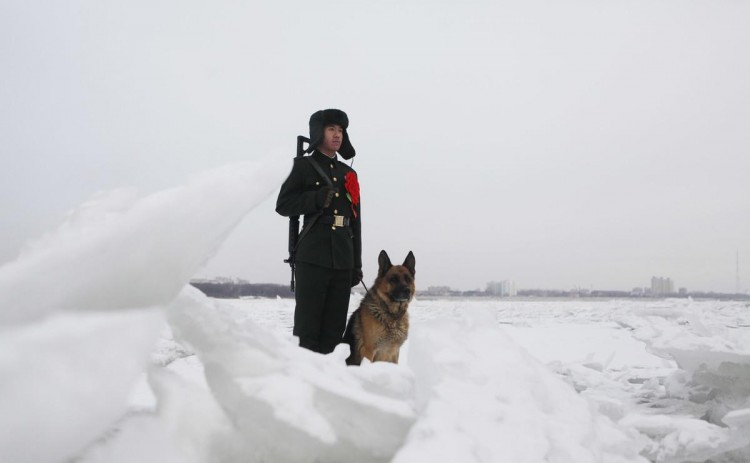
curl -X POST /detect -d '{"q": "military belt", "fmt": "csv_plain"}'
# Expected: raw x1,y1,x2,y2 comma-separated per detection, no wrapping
316,215,350,227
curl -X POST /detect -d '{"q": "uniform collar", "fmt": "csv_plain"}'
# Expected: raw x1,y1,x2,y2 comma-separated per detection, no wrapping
312,149,338,163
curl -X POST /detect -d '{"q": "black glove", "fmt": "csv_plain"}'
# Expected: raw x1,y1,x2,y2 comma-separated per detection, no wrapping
351,268,363,287
316,187,336,208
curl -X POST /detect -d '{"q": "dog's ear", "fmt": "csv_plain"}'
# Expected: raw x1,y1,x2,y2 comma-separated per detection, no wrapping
378,250,392,278
402,251,415,276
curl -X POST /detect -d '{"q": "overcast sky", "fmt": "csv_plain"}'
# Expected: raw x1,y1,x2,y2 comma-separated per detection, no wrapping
2,1,749,293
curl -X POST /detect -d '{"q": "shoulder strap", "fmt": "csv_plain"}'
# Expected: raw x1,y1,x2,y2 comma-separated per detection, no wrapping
292,156,333,252
307,156,334,187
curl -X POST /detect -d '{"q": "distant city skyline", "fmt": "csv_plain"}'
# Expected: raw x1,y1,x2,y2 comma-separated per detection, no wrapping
195,273,748,297
191,275,749,300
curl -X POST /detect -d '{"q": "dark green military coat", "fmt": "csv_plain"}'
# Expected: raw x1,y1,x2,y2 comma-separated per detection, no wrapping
276,150,362,270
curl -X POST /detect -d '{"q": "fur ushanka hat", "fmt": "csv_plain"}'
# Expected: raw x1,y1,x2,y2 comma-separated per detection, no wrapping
307,109,356,159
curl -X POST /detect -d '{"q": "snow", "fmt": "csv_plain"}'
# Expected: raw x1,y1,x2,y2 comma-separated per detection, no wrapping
0,157,289,326
1,159,750,462
0,309,163,463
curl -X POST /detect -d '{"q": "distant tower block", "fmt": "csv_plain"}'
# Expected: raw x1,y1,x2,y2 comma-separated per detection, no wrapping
650,276,674,296
486,280,517,297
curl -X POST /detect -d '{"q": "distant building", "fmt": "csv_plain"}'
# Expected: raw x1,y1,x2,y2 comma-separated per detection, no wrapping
678,287,687,295
569,287,590,298
486,280,517,297
425,286,452,296
631,287,645,296
651,276,675,296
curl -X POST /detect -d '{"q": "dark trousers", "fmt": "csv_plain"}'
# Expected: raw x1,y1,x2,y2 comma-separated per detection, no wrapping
293,262,352,354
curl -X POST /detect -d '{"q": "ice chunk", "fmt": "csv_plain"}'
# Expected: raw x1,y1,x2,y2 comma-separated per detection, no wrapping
394,308,647,463
620,413,750,463
166,286,415,462
74,415,183,463
0,156,288,326
722,407,750,428
0,309,162,463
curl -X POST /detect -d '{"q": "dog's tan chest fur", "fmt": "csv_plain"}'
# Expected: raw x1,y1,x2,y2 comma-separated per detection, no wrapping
358,304,409,363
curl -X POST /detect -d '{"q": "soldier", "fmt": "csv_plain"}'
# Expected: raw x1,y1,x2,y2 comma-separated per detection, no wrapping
276,109,362,354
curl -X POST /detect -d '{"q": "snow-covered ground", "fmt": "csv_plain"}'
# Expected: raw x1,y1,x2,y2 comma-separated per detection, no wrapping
1,157,749,462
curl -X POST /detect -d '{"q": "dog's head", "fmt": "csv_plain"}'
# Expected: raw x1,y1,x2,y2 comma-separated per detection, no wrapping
375,250,416,303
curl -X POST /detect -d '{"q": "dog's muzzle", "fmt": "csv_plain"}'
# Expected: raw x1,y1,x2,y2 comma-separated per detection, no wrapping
391,287,412,302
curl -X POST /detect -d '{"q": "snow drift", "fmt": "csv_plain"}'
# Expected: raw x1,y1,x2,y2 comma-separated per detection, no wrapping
0,155,289,463
1,154,749,463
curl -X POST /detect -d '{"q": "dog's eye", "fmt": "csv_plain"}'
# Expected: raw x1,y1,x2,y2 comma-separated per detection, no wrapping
390,276,399,284
403,275,412,283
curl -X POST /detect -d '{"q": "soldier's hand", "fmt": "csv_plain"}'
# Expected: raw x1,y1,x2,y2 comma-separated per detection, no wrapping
351,267,363,287
316,187,336,208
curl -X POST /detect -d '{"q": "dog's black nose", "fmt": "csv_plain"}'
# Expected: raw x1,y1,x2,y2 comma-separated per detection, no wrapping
392,287,412,302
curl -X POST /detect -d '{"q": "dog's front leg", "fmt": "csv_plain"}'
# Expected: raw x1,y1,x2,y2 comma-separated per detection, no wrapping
372,345,399,364
361,344,376,363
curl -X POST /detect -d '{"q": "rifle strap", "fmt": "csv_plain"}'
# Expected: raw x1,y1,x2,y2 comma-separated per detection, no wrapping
307,156,334,187
292,156,335,253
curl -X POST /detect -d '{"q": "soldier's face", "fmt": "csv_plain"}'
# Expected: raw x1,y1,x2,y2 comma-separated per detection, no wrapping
319,124,343,156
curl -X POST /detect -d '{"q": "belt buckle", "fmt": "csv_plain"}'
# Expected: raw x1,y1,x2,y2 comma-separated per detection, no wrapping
334,215,344,227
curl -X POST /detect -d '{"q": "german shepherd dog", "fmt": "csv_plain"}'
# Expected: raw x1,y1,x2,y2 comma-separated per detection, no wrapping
343,250,415,365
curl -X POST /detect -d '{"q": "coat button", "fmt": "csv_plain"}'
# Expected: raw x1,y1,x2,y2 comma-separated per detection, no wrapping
330,164,334,169
315,181,319,185
335,192,339,197
333,177,337,182
331,226,336,230
334,209,338,214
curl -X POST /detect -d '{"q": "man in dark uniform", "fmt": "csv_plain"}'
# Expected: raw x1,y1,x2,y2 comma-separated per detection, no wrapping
276,109,362,354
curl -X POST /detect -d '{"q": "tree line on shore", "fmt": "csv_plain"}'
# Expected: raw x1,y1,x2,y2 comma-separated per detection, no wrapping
191,281,749,301
190,281,294,299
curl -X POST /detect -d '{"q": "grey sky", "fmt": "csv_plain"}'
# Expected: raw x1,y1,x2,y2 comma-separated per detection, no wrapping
2,1,749,293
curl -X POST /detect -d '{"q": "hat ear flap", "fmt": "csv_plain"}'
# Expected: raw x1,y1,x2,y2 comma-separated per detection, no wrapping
339,131,356,159
308,111,324,152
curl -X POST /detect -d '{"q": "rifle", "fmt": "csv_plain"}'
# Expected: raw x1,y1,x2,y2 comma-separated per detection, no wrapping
284,136,310,291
